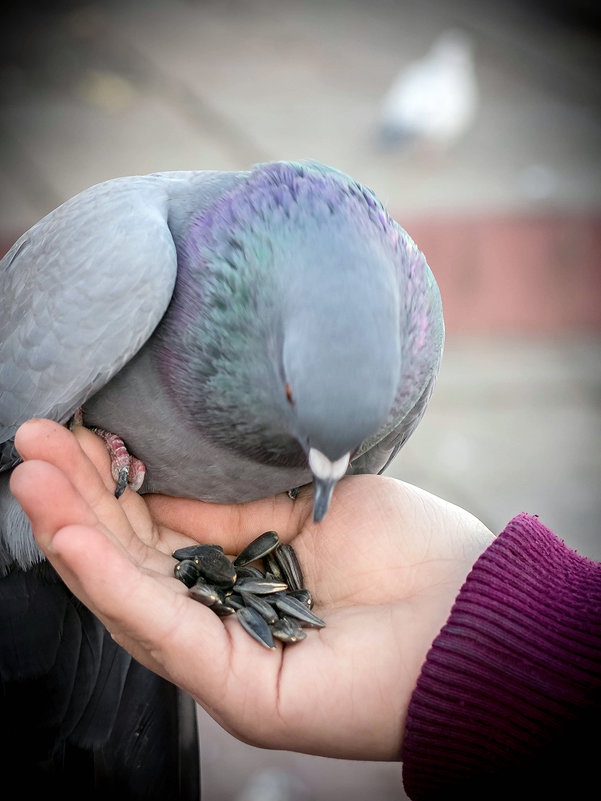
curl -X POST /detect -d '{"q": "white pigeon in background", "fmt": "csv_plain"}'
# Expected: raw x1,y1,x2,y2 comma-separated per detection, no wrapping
377,29,478,151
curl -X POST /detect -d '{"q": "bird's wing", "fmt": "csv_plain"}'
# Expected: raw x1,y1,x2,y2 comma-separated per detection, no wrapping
0,172,215,795
0,175,179,470
350,233,444,476
349,369,439,476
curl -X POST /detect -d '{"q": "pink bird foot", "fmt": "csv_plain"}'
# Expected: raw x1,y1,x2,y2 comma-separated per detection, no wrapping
91,428,146,497
69,410,146,498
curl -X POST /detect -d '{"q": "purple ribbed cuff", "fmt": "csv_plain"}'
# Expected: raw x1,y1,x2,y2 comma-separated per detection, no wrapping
401,513,601,799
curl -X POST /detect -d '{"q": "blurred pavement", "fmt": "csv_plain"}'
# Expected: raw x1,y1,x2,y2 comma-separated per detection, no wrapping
1,1,600,798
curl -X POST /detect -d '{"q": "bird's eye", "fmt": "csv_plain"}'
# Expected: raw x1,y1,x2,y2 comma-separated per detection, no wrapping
285,383,294,404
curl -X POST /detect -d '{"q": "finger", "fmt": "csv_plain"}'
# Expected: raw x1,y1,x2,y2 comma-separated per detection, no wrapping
11,455,234,687
9,457,131,613
15,418,146,522
15,418,115,496
46,517,287,711
44,516,232,683
11,431,239,695
14,419,155,558
10,459,101,545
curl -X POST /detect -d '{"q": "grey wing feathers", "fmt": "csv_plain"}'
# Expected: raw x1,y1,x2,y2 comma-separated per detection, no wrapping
0,175,179,469
350,238,444,478
349,369,439,476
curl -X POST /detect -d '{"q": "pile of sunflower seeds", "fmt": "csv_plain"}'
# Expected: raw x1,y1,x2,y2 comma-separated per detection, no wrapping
172,530,324,649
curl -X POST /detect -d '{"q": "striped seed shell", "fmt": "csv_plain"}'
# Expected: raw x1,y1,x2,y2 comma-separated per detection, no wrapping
262,552,284,581
195,549,237,588
274,543,304,591
172,543,224,560
189,580,224,607
235,565,265,580
236,607,275,649
212,601,236,617
225,593,246,610
274,595,325,628
234,531,279,567
287,588,314,608
174,559,200,588
235,577,288,595
271,617,307,644
242,592,279,624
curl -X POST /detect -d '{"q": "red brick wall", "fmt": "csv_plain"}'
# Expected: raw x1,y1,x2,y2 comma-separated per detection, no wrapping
404,216,601,334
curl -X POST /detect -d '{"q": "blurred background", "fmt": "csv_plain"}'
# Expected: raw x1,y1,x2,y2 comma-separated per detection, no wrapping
1,1,600,798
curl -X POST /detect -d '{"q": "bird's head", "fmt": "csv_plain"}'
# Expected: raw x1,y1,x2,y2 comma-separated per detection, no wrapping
278,224,401,521
161,161,423,523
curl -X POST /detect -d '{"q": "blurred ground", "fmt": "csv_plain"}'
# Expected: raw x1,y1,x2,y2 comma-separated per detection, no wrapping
1,1,600,799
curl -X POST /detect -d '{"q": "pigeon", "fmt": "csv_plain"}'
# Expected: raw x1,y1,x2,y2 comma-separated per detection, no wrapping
377,29,478,151
0,160,444,792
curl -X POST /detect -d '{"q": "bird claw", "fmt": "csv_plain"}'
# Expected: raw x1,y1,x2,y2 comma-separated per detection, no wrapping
114,466,130,499
77,419,147,496
68,407,84,431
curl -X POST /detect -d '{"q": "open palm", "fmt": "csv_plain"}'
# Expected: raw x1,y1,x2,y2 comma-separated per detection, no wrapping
11,419,492,761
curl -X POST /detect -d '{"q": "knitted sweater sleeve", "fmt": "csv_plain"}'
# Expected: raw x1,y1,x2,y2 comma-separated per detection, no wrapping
401,513,601,800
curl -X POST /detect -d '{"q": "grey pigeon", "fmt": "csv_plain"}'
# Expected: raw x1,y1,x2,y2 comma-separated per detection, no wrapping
0,160,443,792
377,29,478,150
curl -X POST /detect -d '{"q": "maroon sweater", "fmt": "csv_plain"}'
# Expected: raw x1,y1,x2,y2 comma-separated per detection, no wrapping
401,513,601,799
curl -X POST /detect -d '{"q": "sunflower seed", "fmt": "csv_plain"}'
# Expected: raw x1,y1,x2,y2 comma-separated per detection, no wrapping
212,601,236,617
262,551,284,581
172,543,224,560
274,595,326,628
225,593,246,610
287,588,314,608
243,592,279,624
189,580,224,607
236,607,275,649
195,548,237,588
235,565,265,580
235,577,288,595
233,531,279,567
174,559,200,588
174,535,324,648
274,543,304,591
271,617,307,644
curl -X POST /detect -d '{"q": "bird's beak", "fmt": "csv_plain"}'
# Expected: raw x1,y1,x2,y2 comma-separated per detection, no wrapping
308,448,350,523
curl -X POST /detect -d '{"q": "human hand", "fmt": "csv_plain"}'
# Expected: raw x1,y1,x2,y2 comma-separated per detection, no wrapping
11,419,493,760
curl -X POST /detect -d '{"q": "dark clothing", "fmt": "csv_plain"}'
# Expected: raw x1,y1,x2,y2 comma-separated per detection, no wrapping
402,514,601,799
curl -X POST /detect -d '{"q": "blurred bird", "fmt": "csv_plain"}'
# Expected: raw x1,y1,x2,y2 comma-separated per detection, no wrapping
0,160,443,794
377,29,478,152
